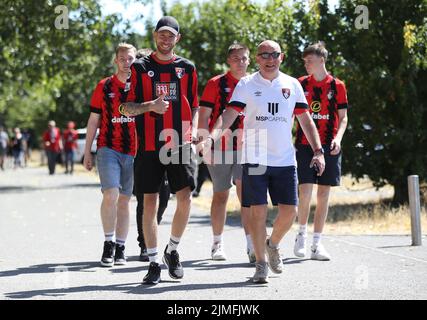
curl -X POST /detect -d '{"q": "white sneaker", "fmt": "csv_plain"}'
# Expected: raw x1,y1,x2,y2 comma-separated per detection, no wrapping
294,233,307,258
211,244,227,260
311,243,331,261
265,238,283,274
253,262,269,283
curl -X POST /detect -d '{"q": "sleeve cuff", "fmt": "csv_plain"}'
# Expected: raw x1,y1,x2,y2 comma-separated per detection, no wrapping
199,100,215,109
338,103,348,109
90,107,101,114
295,102,309,110
227,101,246,112
294,102,308,115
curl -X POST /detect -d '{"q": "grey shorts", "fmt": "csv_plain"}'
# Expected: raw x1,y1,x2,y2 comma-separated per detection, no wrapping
207,151,242,193
96,147,134,196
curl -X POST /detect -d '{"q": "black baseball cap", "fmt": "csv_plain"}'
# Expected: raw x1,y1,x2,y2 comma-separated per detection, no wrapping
155,16,180,36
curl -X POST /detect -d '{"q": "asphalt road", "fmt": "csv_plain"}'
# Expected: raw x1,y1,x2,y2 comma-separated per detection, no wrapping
0,166,426,300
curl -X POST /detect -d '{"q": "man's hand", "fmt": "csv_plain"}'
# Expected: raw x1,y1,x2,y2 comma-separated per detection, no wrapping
309,152,325,176
83,152,94,171
150,93,169,115
330,138,341,155
197,137,214,165
192,135,203,148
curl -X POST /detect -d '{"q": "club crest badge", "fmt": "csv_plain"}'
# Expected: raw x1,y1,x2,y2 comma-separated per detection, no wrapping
282,88,290,99
175,67,185,79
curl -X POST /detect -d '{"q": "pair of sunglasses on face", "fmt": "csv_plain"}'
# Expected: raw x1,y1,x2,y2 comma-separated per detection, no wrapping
257,52,281,59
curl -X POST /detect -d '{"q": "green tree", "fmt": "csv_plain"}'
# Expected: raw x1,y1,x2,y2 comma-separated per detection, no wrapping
335,0,427,204
166,0,298,91
0,0,151,143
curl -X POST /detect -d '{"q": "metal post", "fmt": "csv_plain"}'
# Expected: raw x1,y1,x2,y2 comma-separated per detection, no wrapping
408,175,422,246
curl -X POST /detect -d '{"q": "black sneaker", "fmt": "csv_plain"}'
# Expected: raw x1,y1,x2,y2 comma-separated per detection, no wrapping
139,247,149,262
114,244,127,265
100,241,115,267
142,262,161,284
162,246,184,279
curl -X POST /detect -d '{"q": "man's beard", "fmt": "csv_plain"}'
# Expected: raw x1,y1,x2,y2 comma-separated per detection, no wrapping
156,44,173,55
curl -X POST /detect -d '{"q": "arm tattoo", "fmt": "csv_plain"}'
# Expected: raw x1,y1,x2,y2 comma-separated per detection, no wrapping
119,102,145,116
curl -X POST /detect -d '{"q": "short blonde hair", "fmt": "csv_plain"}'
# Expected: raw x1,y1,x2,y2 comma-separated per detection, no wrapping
115,43,137,56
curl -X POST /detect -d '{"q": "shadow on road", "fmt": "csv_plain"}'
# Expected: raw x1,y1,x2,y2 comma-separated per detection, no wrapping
5,278,265,299
2,258,267,299
110,259,253,275
0,183,100,194
4,261,266,299
5,282,141,299
0,261,100,278
282,258,311,265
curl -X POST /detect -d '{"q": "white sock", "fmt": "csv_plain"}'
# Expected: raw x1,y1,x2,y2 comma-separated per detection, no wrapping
298,224,308,236
313,233,322,247
213,234,223,246
104,233,114,242
116,238,126,247
246,234,253,251
166,235,181,254
147,247,159,263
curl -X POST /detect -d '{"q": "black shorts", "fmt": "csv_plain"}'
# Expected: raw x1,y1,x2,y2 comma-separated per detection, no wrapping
134,145,196,194
295,144,342,186
242,164,298,207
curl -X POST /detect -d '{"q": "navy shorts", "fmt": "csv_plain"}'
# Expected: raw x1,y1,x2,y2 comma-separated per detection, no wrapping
295,144,342,186
242,164,298,207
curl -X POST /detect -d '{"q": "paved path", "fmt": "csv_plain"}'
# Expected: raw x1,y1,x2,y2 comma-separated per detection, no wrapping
0,167,426,300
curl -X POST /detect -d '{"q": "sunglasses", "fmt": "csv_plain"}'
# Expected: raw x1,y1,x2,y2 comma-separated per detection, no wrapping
257,52,281,59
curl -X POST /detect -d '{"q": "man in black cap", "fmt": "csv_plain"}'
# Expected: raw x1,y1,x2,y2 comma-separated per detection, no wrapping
120,16,199,285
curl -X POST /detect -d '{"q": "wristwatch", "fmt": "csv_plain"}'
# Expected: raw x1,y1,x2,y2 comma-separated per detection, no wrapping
314,147,324,156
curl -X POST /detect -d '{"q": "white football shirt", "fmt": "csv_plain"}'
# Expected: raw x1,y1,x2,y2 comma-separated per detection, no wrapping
228,71,308,166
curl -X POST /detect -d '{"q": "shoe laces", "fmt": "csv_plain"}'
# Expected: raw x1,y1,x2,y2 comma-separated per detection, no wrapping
272,254,281,265
268,246,281,265
104,242,114,255
296,234,306,246
255,263,266,273
149,262,160,271
170,251,181,266
213,243,223,252
314,243,326,253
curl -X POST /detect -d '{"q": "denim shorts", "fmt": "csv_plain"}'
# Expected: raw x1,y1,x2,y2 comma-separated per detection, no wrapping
96,147,134,196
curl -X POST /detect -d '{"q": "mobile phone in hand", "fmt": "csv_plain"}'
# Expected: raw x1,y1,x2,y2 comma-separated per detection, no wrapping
313,162,320,174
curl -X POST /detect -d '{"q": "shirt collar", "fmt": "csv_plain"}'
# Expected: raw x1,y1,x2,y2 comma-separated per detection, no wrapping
255,71,282,86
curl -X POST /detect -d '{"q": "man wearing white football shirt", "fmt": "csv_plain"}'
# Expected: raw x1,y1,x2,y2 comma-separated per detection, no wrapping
199,40,325,283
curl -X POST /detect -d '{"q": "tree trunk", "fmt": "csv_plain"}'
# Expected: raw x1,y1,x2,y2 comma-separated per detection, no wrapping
392,179,408,207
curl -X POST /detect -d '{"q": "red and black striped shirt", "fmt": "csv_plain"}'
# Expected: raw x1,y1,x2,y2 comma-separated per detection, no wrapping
90,74,137,156
295,74,348,146
63,129,78,151
200,72,244,151
126,53,199,152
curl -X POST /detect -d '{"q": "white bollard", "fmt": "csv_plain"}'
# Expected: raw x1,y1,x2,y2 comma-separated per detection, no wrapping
408,175,422,246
